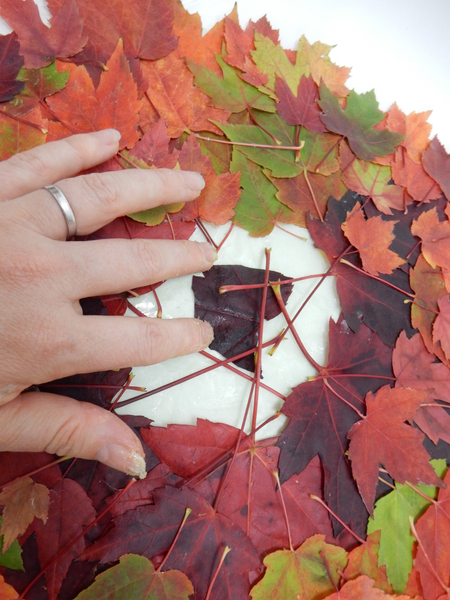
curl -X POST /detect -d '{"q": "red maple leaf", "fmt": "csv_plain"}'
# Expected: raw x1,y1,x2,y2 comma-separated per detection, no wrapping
422,136,450,199
0,33,24,102
276,314,393,540
0,0,86,69
275,76,326,133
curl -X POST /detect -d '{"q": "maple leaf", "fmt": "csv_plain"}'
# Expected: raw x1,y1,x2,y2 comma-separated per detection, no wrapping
187,54,276,114
223,11,279,73
391,147,441,203
308,192,415,347
73,554,193,600
393,331,450,445
347,385,442,514
0,517,23,571
318,83,404,161
172,0,227,77
0,33,24,102
0,574,19,600
249,534,347,599
175,135,240,224
46,40,141,148
251,31,300,94
271,169,347,226
340,141,404,214
367,459,446,593
433,296,450,361
0,477,49,552
277,315,393,539
82,486,260,600
0,104,47,161
296,35,351,98
193,264,293,372
324,575,413,600
34,479,96,600
411,206,450,285
414,467,450,600
410,253,449,364
130,118,179,169
217,112,340,178
385,103,432,163
142,53,230,139
422,136,450,199
230,149,301,236
74,0,177,80
0,0,86,69
341,202,405,276
275,75,326,133
343,531,393,593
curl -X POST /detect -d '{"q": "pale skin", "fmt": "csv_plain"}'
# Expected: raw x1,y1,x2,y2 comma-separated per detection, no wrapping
0,129,217,478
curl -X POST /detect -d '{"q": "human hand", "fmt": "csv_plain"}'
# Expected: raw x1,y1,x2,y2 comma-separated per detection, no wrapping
0,129,216,478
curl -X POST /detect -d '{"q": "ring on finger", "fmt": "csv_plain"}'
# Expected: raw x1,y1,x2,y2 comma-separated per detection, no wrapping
44,185,77,239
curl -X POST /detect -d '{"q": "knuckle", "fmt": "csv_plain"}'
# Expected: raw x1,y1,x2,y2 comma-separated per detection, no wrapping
76,173,122,213
44,406,93,457
6,150,49,183
131,239,162,279
137,319,169,365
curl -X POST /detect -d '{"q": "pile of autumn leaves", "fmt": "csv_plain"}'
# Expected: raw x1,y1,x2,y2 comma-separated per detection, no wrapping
1,0,450,598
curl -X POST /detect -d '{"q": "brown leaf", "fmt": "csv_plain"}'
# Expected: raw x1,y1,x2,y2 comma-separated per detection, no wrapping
0,477,49,552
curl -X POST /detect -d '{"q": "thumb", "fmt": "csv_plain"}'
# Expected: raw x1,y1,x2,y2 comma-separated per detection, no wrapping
0,392,147,478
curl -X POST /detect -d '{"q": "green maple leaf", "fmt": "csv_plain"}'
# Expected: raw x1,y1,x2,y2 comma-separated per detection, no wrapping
318,83,404,160
230,148,299,236
251,31,303,94
250,534,347,599
74,554,194,600
187,54,276,114
217,111,340,177
18,62,69,99
367,458,446,593
0,517,23,571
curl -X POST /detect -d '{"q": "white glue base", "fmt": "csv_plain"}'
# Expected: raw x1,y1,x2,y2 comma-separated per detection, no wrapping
118,223,341,440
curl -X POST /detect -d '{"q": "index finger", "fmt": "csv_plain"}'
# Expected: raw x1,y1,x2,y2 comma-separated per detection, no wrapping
0,130,121,201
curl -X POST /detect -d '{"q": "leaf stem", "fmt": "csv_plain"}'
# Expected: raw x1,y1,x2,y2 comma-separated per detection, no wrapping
18,478,137,599
217,222,235,252
195,218,219,249
323,379,365,419
247,108,281,145
0,109,48,134
156,508,192,572
219,272,327,293
204,546,231,600
194,133,304,151
272,282,322,372
274,471,293,551
310,495,365,544
339,259,416,298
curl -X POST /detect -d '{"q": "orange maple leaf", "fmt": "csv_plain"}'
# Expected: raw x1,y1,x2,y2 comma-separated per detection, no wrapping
0,575,19,600
433,296,450,362
176,135,241,225
386,102,432,163
323,575,413,599
347,385,442,514
46,40,141,148
411,206,450,287
391,147,441,203
142,52,230,138
172,0,228,77
341,202,405,276
0,477,49,552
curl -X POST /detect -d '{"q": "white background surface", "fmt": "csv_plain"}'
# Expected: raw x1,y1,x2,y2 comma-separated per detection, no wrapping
1,0,449,437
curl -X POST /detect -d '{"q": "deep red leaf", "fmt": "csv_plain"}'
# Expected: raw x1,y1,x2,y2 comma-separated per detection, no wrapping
275,76,326,133
277,314,393,540
193,264,293,372
81,486,260,600
0,33,24,102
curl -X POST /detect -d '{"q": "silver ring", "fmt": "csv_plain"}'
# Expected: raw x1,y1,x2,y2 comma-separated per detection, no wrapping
44,185,77,239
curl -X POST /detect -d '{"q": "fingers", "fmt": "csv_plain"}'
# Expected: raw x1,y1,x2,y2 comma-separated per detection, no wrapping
0,130,121,201
64,315,214,375
11,167,205,241
0,392,147,477
65,238,217,298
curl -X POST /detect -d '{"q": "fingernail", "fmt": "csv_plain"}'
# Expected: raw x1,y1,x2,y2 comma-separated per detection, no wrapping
180,171,205,191
95,444,147,479
201,243,218,264
94,129,121,145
